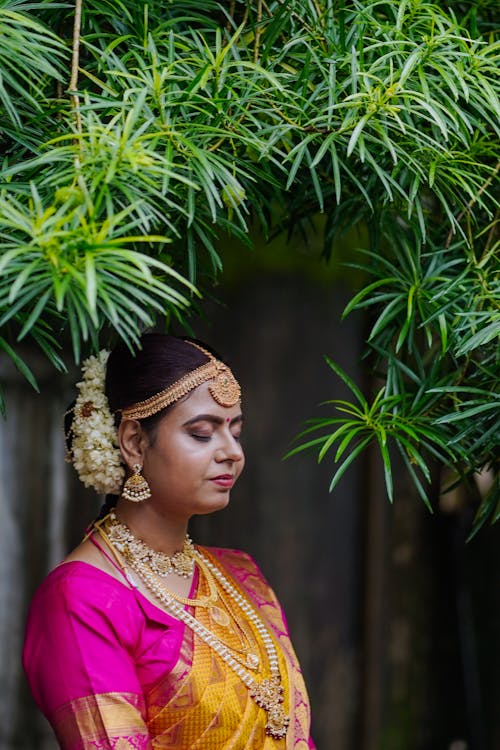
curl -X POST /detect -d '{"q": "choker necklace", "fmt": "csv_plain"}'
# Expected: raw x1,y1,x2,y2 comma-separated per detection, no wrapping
104,512,195,579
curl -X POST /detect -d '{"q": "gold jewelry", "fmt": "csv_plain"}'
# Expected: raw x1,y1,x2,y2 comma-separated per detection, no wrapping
120,342,241,420
120,546,289,739
208,586,261,671
99,515,260,672
154,552,219,607
97,513,289,738
121,464,152,503
133,553,262,674
166,554,261,671
103,511,195,578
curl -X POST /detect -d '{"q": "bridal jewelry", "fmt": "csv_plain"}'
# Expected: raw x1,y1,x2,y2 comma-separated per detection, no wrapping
121,342,241,419
121,464,152,503
128,551,290,739
104,511,195,578
97,515,289,740
100,514,260,672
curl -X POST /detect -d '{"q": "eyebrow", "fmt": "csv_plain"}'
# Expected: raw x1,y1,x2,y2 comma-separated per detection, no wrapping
182,414,243,427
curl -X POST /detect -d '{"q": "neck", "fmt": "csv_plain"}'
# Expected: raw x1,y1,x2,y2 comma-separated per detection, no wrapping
114,498,189,554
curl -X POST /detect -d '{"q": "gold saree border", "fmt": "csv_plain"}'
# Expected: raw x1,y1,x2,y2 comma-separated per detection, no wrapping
52,692,149,750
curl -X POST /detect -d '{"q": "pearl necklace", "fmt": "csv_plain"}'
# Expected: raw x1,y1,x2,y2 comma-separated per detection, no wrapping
124,549,290,740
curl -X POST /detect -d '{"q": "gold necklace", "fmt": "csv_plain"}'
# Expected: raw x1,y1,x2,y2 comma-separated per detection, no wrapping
102,510,262,657
98,513,259,660
205,574,261,668
130,558,261,675
97,516,289,739
185,558,261,672
103,511,195,578
126,550,290,740
99,514,217,608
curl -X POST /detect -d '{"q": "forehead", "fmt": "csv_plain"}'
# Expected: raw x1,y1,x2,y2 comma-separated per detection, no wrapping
166,381,242,423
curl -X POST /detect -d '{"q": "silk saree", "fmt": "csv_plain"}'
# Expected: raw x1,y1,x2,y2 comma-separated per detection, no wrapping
23,546,315,749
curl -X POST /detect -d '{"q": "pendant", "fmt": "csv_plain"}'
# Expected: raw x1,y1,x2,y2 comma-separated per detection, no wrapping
246,652,260,670
210,606,231,627
265,704,290,740
250,678,290,739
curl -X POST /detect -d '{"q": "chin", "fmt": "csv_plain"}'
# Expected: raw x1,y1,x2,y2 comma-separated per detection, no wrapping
197,494,231,515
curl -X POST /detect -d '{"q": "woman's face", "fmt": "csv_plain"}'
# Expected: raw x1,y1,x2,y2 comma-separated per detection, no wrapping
141,381,245,520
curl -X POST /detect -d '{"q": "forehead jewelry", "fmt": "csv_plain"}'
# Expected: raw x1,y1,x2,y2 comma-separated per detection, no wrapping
121,342,241,421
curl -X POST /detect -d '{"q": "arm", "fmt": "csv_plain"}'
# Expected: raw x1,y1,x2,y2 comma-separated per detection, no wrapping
23,564,152,750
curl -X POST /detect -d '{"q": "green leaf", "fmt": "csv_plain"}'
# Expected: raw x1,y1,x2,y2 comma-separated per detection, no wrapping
323,357,367,408
17,289,52,340
328,436,372,492
0,336,39,392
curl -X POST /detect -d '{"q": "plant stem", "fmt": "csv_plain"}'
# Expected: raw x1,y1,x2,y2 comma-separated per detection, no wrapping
254,0,263,63
445,160,500,248
69,0,83,139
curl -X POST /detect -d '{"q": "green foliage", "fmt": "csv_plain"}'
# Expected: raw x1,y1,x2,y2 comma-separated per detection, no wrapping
0,188,195,360
0,0,66,129
0,0,498,528
286,355,457,508
290,226,499,530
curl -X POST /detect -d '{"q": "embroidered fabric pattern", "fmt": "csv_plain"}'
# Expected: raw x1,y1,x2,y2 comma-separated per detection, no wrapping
98,515,289,739
51,692,150,750
23,548,316,749
145,550,290,748
143,548,316,748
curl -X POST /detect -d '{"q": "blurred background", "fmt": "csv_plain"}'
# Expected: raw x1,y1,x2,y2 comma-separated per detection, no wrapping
1,247,499,750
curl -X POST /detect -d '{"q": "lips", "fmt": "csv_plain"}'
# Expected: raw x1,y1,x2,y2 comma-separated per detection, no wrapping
210,474,234,488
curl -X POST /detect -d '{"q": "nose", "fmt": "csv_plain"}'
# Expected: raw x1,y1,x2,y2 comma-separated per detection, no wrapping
215,432,244,464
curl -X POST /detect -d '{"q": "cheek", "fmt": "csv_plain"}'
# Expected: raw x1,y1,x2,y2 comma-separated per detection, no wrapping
154,441,213,479
236,452,245,476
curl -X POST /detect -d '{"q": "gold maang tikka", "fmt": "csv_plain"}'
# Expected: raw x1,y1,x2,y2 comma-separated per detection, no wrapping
120,343,241,421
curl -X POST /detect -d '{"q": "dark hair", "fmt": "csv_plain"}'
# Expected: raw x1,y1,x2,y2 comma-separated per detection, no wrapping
105,333,211,422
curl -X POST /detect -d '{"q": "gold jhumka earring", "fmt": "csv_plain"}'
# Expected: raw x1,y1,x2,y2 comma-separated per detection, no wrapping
121,464,151,502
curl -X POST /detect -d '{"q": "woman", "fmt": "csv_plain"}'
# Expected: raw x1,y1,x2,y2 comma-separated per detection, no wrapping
23,334,315,749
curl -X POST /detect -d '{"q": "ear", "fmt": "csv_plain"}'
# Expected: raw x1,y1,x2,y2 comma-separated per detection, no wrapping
118,419,149,469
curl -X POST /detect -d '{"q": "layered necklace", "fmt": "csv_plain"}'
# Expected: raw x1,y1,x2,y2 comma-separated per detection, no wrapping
97,513,290,741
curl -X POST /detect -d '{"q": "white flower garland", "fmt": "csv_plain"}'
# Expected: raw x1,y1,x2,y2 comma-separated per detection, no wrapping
68,350,125,495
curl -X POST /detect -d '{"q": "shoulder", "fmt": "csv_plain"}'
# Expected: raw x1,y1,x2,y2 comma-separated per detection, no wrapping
27,560,140,635
32,531,135,610
23,561,145,675
200,545,279,602
200,545,262,576
35,559,132,600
